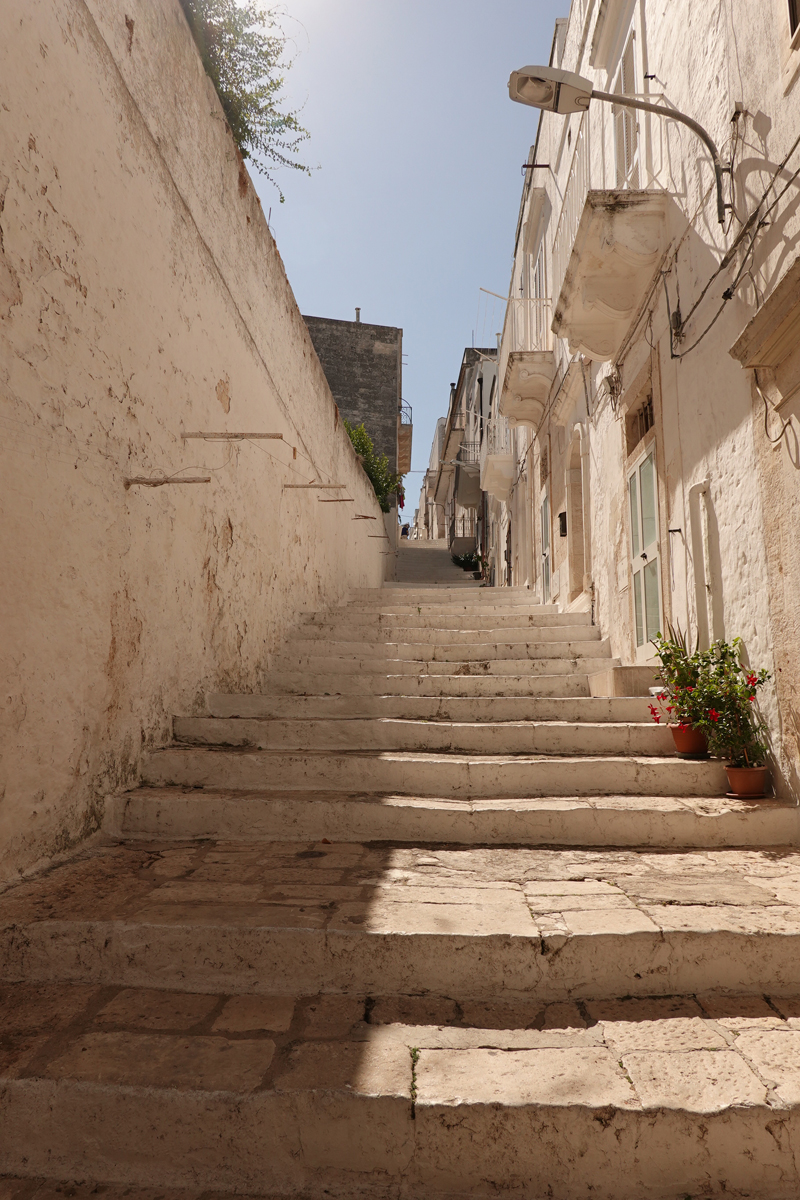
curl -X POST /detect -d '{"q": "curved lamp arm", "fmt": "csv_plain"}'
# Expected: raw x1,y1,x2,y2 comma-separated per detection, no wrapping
591,89,730,225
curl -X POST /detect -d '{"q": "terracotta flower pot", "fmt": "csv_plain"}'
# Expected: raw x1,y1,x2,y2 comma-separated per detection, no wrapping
670,725,708,758
725,765,769,797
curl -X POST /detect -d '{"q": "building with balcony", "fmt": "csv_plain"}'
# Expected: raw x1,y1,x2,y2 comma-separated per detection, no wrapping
479,0,800,798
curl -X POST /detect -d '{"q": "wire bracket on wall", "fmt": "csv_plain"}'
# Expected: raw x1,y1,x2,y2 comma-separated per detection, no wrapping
124,476,211,489
181,432,284,440
352,514,378,520
283,483,346,490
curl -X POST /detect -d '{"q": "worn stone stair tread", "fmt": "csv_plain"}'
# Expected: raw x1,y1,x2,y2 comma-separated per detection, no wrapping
206,693,652,720
118,787,800,847
140,747,728,798
278,639,612,662
264,673,594,697
7,840,800,1000
171,715,672,756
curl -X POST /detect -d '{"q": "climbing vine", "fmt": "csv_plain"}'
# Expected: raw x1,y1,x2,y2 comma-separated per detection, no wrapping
179,0,310,200
344,420,404,513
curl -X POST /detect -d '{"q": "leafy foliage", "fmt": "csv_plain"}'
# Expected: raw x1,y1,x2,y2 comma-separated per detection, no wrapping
344,420,403,513
452,550,481,572
650,626,771,766
179,0,309,200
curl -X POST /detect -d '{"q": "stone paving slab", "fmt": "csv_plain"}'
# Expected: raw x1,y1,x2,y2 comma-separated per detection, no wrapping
7,842,800,998
6,984,800,1197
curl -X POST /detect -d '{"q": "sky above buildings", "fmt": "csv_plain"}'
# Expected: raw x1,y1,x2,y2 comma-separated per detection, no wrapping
255,0,565,499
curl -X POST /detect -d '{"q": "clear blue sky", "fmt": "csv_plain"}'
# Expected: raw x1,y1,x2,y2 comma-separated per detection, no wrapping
254,0,565,495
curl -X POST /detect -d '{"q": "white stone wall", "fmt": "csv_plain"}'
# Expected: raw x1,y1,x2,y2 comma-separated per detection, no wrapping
0,0,384,880
494,0,800,794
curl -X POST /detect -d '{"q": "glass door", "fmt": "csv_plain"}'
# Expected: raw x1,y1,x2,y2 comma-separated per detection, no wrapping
540,493,551,603
628,450,660,652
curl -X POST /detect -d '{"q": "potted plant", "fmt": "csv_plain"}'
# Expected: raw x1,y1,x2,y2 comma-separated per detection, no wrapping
702,638,771,797
649,626,710,758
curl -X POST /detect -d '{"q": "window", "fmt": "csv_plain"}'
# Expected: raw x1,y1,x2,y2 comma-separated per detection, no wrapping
628,450,661,651
540,493,551,603
625,388,654,454
613,30,640,188
791,0,799,37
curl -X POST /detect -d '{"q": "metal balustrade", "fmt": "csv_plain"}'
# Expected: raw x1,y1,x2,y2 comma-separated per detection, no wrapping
551,117,591,312
484,415,513,457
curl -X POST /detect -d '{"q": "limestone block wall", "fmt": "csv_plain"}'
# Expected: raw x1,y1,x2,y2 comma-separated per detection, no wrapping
0,0,384,881
303,316,403,471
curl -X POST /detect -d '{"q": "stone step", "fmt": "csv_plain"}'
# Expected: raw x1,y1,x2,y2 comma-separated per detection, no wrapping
120,787,800,849
270,654,617,677
348,589,553,607
279,638,612,663
265,671,593,697
4,984,800,1198
141,748,728,796
295,623,602,645
206,692,652,721
5,841,800,1001
311,608,594,629
173,716,672,756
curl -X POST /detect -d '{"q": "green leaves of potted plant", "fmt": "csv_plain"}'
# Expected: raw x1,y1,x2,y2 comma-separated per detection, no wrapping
650,626,709,758
702,638,771,797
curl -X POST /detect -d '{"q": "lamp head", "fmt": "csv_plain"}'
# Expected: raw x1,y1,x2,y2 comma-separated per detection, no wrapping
508,66,593,114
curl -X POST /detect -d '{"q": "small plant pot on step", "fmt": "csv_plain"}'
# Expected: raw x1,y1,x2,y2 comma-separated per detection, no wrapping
670,725,708,758
725,765,770,798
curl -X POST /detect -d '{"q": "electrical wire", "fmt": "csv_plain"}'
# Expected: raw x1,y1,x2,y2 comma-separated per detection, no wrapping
754,369,793,446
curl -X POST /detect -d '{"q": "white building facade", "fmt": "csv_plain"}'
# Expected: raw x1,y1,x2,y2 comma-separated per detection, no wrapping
473,0,800,798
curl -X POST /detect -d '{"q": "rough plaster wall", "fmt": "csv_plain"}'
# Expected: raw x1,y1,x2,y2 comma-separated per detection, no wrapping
303,316,402,471
0,0,383,881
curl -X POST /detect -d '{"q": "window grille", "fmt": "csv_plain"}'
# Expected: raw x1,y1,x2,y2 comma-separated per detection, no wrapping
613,31,640,189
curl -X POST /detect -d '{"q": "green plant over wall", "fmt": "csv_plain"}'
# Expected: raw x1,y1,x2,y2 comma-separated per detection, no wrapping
179,0,309,200
344,420,403,513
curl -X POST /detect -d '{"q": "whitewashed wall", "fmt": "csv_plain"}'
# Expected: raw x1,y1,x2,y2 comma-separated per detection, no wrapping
0,0,384,880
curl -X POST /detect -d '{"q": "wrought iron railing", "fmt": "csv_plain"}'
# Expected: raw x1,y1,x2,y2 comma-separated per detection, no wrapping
551,116,590,311
457,441,480,463
484,415,513,457
400,400,412,425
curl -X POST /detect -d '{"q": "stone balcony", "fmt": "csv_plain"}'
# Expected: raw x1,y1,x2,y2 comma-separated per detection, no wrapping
479,416,515,502
552,190,667,361
498,298,555,428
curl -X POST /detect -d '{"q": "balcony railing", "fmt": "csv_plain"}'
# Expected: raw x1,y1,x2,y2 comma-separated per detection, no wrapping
400,400,412,425
457,440,480,464
505,297,553,355
484,415,513,457
455,510,477,538
551,116,590,312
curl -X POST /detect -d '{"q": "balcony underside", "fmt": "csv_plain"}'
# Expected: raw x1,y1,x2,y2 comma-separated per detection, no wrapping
499,350,556,428
553,191,667,361
398,423,412,474
480,454,515,504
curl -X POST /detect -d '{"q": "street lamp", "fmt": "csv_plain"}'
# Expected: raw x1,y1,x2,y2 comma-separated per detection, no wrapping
508,65,731,225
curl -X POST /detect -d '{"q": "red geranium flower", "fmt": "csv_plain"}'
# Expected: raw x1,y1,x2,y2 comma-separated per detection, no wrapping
746,673,757,686
708,709,719,722
685,686,694,692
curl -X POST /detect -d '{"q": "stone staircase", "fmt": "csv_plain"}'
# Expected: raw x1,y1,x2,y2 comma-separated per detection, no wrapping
3,578,800,1198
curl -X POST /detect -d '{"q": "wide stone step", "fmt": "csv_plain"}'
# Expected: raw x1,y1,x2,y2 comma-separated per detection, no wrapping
173,716,672,756
310,609,594,629
280,638,612,663
5,841,800,1001
120,787,800,849
206,692,652,721
4,984,800,1198
265,671,593,697
270,654,617,676
350,586,539,600
141,748,728,797
296,623,602,645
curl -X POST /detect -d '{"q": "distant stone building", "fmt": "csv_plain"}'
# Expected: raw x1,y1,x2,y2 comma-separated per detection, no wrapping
303,313,411,474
